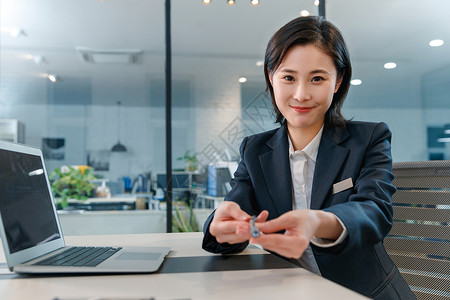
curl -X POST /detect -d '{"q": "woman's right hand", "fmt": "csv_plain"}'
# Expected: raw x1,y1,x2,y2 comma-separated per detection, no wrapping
209,201,268,244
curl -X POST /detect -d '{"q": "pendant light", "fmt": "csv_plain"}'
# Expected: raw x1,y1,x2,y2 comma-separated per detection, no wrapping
111,101,127,152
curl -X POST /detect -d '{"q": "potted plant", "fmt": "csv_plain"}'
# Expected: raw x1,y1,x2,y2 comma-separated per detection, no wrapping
177,150,198,172
172,192,199,232
49,165,98,209
172,202,199,232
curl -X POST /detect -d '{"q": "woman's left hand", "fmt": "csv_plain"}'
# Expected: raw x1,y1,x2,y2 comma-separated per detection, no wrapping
251,210,342,259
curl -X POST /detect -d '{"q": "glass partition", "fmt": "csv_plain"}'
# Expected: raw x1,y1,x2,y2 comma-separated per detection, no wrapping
0,0,168,234
1,0,449,235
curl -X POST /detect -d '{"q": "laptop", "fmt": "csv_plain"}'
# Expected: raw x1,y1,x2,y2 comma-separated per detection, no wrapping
0,140,170,274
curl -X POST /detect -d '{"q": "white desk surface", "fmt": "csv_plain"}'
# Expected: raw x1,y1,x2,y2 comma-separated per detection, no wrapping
0,232,368,300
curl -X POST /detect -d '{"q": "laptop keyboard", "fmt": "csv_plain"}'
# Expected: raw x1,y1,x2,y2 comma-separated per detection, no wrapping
34,246,122,267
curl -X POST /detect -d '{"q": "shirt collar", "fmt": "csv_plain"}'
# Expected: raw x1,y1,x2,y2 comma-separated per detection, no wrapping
288,125,324,162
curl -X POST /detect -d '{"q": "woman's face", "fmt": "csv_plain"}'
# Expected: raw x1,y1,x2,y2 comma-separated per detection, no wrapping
269,44,342,134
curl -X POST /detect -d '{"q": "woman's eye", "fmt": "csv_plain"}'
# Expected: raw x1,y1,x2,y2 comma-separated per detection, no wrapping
311,76,324,82
283,75,294,81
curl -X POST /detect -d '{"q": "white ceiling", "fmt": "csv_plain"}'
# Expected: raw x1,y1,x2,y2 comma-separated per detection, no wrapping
1,0,450,106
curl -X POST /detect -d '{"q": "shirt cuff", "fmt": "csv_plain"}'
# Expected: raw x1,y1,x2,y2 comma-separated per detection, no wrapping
310,216,348,248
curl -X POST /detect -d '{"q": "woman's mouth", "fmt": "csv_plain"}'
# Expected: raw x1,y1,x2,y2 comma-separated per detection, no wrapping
291,106,313,113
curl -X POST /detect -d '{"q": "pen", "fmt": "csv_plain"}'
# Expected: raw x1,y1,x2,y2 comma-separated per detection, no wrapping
250,215,260,238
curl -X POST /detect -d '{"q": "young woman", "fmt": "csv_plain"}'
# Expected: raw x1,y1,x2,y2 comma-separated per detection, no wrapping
202,16,415,299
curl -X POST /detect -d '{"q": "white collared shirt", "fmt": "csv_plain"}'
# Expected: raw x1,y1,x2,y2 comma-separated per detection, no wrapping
288,125,348,275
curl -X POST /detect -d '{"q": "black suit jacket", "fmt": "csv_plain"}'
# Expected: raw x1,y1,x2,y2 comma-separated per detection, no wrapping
203,121,415,299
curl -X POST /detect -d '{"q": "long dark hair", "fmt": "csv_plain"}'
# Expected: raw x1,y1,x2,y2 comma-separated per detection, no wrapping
264,16,352,127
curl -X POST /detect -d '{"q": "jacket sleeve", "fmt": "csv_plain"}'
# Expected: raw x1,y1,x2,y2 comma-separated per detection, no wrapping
202,137,258,254
313,122,396,255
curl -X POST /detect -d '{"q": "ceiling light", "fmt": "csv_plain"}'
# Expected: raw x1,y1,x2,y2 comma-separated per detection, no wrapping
48,74,58,83
350,79,362,86
256,61,264,67
33,56,46,64
227,0,235,5
19,54,34,60
10,28,26,38
202,0,211,4
111,101,127,152
76,47,142,64
384,62,397,69
429,39,444,47
300,10,310,16
19,54,47,64
238,77,247,83
437,137,450,143
444,124,450,134
313,0,320,6
250,0,259,6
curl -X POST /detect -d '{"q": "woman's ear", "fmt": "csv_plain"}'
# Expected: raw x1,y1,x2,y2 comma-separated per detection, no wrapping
268,69,273,85
334,73,344,93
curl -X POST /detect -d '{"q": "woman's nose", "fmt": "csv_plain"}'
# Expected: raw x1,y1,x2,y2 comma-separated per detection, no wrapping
293,82,311,102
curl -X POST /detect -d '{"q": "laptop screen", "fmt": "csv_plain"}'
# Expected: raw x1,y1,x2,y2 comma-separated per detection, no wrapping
0,148,60,254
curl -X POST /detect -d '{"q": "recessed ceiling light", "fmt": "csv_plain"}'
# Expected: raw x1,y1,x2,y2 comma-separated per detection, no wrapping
429,39,444,47
202,0,211,4
256,61,264,67
300,10,310,16
250,0,259,6
238,77,247,83
48,74,58,83
313,0,320,6
384,62,397,69
33,56,46,64
19,54,34,60
227,0,235,5
437,137,450,143
350,79,362,86
10,27,26,38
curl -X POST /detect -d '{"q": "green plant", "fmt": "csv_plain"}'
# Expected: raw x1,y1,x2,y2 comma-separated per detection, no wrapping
49,165,98,209
177,150,198,171
172,203,199,232
171,193,199,232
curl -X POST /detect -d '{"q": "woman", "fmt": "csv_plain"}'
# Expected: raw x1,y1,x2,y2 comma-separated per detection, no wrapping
202,16,415,299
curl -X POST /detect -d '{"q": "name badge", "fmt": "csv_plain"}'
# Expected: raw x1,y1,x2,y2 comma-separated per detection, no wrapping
332,178,353,194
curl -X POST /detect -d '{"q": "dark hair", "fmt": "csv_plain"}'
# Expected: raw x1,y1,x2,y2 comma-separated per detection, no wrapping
264,16,352,127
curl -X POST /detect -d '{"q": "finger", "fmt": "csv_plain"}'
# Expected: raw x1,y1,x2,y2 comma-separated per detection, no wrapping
215,232,249,244
215,202,250,222
215,224,251,244
251,233,308,259
210,220,249,236
256,210,269,222
257,214,297,234
236,224,252,239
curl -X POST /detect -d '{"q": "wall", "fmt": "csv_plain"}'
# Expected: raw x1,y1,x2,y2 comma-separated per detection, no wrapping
1,58,449,184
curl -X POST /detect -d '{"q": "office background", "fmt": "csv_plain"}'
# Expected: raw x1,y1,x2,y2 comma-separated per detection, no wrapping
1,1,449,193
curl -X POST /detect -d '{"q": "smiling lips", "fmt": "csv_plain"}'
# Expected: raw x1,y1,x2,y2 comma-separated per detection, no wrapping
290,105,313,113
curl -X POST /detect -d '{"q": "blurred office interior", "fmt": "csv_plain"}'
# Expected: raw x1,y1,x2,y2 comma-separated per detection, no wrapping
1,0,449,234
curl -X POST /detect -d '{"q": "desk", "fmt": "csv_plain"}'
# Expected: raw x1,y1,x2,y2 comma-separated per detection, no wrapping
57,209,213,235
0,232,367,300
61,196,138,211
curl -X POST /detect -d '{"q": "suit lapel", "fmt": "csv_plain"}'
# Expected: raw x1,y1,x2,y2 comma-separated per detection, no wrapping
259,126,293,216
311,125,350,210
